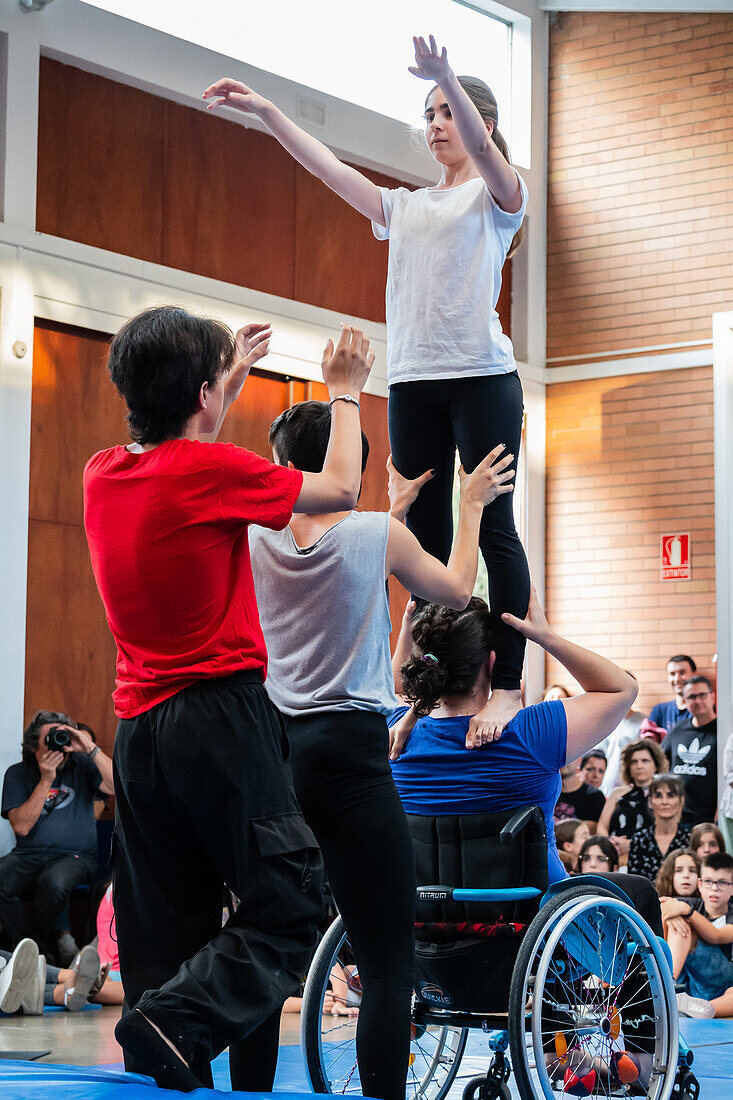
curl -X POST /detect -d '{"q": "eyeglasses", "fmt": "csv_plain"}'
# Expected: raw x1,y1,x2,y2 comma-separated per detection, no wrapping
699,878,733,889
685,691,712,700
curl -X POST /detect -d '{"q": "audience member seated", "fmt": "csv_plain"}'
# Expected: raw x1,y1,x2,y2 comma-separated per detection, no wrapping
554,819,590,873
543,684,571,702
580,749,607,790
576,835,619,874
691,823,725,860
627,774,691,882
663,676,718,826
661,852,733,1018
554,757,605,828
0,937,117,1014
655,848,700,940
649,654,696,734
388,587,663,934
594,673,647,794
597,740,668,867
0,710,114,963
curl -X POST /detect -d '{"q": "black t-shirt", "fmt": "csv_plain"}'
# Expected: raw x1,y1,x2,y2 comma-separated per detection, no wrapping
662,715,717,825
610,785,652,838
1,755,104,858
555,782,605,824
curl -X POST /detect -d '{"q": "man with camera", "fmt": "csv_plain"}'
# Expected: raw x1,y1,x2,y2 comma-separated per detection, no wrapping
0,710,113,962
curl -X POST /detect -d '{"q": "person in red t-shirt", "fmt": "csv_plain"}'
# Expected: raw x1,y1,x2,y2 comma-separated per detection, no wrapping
83,305,374,1093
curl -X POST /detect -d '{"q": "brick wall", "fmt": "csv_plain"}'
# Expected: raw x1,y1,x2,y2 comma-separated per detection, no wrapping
547,12,733,361
544,14,724,708
545,365,716,714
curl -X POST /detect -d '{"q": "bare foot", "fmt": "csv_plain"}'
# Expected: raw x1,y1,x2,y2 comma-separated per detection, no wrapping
465,688,522,748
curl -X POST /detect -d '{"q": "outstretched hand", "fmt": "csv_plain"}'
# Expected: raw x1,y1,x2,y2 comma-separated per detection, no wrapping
459,444,515,508
321,326,375,398
202,79,270,116
408,35,453,84
236,323,272,370
387,455,434,522
501,584,553,646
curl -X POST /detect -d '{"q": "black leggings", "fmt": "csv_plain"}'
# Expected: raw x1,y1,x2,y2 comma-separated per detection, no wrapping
287,710,416,1100
389,373,530,691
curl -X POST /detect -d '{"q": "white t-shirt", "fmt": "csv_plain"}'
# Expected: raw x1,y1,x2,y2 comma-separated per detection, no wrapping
371,174,527,386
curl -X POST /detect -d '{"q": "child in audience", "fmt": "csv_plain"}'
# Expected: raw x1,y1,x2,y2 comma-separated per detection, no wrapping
555,819,590,871
661,852,733,1018
576,835,619,874
656,848,700,901
690,823,725,859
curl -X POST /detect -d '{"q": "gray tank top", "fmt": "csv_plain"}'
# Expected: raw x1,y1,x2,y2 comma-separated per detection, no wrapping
250,511,398,717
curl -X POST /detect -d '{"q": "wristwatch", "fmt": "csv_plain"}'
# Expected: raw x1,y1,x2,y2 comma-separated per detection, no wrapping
88,746,101,761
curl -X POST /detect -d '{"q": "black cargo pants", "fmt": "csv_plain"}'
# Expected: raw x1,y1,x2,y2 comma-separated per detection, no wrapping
112,670,324,1088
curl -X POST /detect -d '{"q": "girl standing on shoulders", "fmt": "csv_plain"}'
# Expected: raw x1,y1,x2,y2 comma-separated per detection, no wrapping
204,34,529,740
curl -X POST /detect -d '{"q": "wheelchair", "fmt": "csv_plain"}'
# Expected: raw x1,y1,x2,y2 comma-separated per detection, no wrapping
301,806,700,1100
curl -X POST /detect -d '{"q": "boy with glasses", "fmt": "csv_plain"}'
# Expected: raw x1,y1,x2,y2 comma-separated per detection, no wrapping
662,852,733,1018
662,675,717,825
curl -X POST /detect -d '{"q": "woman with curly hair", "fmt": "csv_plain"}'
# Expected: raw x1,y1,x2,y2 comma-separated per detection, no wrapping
596,739,668,865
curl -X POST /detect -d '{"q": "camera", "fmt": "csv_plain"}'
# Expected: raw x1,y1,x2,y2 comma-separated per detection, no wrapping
45,725,71,752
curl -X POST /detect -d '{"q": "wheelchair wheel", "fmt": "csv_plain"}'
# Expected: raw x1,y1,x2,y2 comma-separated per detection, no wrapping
508,885,678,1100
302,915,468,1099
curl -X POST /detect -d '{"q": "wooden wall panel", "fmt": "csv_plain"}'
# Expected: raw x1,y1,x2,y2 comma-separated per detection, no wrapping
294,166,401,324
25,519,119,756
29,322,125,527
544,365,716,714
36,58,165,263
162,104,297,300
547,12,733,360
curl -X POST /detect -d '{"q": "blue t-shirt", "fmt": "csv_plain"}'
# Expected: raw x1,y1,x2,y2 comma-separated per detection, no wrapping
649,699,688,734
389,700,568,884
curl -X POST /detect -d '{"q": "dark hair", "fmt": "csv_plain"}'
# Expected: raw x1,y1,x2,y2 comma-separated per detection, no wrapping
400,598,496,718
22,710,77,765
619,739,668,786
690,822,725,856
426,76,524,258
683,674,713,695
268,400,369,474
668,654,696,672
648,773,685,807
580,749,607,770
655,847,699,897
108,306,236,444
555,818,585,850
577,835,619,873
700,851,733,877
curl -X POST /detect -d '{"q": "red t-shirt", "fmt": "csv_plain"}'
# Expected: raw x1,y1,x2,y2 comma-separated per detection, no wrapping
83,439,303,718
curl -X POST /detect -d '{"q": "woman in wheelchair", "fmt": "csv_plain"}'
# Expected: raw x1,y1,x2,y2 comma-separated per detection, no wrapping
380,589,683,1100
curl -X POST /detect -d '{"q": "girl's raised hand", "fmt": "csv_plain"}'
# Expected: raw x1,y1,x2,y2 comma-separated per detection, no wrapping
408,35,452,83
202,78,270,116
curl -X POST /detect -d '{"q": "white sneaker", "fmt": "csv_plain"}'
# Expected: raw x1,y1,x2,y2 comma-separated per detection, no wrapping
20,955,46,1015
0,939,40,1015
676,991,715,1019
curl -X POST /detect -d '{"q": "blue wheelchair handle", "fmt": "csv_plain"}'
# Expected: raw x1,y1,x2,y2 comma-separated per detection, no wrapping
417,885,542,902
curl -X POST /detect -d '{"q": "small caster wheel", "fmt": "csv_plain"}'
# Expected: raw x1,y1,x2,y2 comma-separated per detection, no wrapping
462,1076,511,1100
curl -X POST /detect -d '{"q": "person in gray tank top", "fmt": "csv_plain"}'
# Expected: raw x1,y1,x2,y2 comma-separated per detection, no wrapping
250,400,515,1100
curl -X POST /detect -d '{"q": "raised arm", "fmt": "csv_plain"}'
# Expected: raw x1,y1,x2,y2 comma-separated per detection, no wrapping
202,80,384,224
409,36,521,212
386,446,515,609
294,326,375,513
7,750,64,837
502,588,638,762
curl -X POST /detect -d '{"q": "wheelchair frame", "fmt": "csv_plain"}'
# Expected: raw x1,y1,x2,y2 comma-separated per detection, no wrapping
301,806,701,1100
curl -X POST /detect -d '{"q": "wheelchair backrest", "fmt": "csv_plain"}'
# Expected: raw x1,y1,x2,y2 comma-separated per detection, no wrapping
407,806,549,925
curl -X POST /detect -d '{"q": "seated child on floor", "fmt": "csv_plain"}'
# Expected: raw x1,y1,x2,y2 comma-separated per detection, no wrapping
555,818,590,872
661,852,733,1018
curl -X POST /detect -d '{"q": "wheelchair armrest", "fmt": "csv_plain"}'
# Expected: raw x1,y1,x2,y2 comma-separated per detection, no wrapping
417,884,542,902
499,805,544,845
